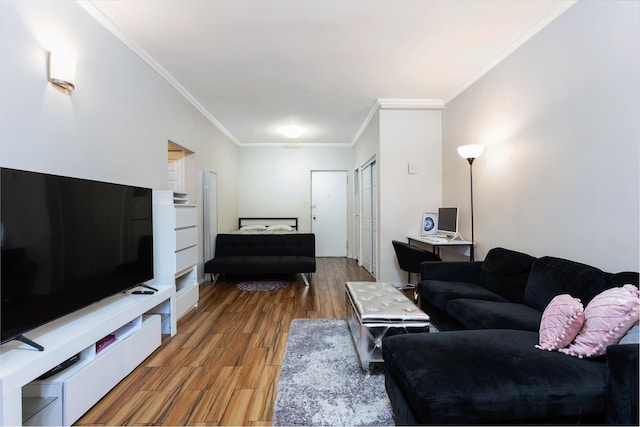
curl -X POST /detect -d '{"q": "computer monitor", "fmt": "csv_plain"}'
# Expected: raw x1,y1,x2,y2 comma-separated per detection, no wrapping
437,207,459,238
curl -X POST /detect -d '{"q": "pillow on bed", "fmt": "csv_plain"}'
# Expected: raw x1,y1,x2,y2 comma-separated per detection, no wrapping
266,224,294,232
240,224,267,231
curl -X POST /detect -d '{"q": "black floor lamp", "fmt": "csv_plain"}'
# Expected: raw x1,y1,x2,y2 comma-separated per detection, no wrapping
457,144,484,262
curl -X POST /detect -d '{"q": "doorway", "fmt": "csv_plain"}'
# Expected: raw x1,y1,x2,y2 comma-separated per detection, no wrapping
311,170,347,257
168,149,185,193
167,142,195,198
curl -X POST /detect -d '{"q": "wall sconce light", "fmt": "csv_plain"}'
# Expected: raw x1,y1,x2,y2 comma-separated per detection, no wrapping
457,144,484,261
47,51,75,92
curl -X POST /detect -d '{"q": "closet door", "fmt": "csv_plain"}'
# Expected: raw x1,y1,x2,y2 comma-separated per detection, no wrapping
361,164,373,274
371,162,377,275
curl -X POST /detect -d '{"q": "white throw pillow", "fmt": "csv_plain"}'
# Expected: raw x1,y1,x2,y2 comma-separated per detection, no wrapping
240,224,267,231
266,224,294,232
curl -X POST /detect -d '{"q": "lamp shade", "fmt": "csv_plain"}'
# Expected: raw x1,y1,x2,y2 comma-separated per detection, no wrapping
457,144,484,160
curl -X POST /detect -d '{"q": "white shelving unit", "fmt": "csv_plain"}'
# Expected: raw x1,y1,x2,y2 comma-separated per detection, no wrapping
23,315,160,426
152,190,199,319
0,285,175,427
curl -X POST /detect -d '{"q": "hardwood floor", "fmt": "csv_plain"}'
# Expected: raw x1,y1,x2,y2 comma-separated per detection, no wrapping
75,257,375,426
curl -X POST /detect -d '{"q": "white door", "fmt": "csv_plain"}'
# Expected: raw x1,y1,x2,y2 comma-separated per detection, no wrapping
353,169,360,262
361,164,372,272
371,162,378,275
168,150,185,192
311,171,347,257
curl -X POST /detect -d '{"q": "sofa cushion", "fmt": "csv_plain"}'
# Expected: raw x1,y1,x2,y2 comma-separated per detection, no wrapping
524,256,613,312
560,284,640,358
446,299,542,331
482,247,536,275
206,255,316,274
418,280,508,313
382,329,608,424
606,344,640,424
481,247,536,303
214,233,316,257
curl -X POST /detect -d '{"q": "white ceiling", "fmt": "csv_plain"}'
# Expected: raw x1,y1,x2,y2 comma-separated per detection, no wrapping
84,0,574,146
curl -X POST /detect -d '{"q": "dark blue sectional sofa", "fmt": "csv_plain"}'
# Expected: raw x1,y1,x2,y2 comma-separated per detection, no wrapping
382,248,639,425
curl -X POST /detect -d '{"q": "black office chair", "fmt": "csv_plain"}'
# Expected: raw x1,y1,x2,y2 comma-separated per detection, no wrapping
392,240,442,285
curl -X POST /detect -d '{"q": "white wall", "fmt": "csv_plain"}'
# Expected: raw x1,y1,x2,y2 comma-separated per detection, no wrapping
442,0,639,272
352,108,443,282
352,111,380,268
378,109,442,282
237,146,353,244
195,133,239,236
0,0,240,278
6,0,635,282
353,111,380,170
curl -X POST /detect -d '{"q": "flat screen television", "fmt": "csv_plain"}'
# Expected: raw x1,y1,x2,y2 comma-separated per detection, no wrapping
1,167,154,349
437,207,459,238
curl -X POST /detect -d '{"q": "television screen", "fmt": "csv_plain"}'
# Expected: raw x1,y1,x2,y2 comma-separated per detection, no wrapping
437,207,458,237
1,167,154,345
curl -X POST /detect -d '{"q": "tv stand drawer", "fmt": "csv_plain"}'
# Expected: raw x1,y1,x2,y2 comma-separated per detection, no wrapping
24,315,161,426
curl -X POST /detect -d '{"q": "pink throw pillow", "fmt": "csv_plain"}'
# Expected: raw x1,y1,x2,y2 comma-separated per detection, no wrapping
535,294,584,351
560,284,640,358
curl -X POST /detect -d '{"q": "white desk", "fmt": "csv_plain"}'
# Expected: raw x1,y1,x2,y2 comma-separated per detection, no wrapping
407,235,474,261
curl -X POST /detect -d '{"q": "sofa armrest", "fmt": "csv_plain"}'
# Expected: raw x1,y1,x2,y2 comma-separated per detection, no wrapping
606,344,639,425
420,261,483,283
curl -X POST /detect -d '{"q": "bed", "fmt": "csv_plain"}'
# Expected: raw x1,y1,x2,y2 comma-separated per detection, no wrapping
233,217,299,234
204,218,316,286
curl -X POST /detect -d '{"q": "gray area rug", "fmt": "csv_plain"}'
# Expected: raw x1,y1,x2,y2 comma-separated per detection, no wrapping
272,318,394,426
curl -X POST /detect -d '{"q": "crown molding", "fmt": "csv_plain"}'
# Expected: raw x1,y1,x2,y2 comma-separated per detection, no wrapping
350,99,381,146
377,98,445,110
350,98,444,146
78,1,241,146
445,0,578,104
240,142,352,148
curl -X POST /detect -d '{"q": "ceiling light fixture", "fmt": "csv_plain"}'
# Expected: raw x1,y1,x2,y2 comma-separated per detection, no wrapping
280,124,307,138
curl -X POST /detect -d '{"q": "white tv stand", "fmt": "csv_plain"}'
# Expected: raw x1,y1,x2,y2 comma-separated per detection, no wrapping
0,284,176,426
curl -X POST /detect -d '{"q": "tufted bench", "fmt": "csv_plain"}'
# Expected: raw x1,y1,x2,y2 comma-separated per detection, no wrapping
345,281,430,372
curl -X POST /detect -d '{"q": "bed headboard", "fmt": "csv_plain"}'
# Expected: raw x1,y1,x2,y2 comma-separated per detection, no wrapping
238,217,298,230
